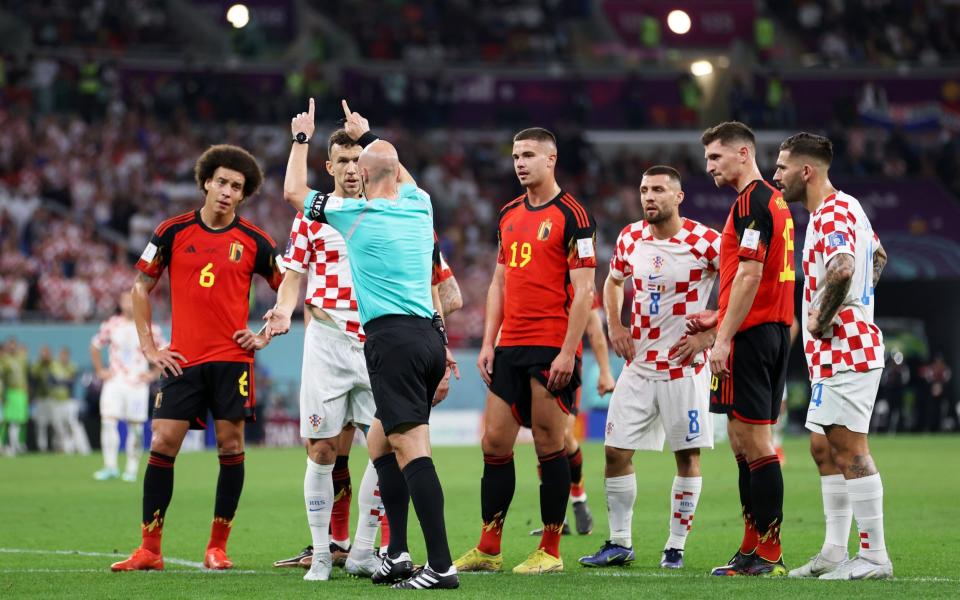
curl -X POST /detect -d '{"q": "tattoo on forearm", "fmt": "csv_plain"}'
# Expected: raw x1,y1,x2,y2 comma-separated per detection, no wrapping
818,254,854,326
438,278,462,316
135,271,159,291
872,247,887,287
846,454,877,478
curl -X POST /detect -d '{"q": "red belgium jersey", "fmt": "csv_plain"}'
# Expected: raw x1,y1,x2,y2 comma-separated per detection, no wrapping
717,179,795,332
136,210,283,367
497,191,597,349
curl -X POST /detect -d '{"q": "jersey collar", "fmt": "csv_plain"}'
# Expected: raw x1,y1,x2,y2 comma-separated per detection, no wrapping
195,209,240,234
523,189,564,211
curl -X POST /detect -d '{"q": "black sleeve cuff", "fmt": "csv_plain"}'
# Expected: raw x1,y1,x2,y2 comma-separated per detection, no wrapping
357,131,380,148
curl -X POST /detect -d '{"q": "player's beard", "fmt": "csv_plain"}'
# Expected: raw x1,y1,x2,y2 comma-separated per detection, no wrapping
644,205,673,225
781,177,805,204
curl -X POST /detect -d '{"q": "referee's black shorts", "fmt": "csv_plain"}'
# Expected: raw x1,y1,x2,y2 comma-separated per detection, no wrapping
363,315,447,434
709,322,790,424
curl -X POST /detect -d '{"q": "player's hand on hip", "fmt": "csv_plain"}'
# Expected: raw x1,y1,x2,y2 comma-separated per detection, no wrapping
668,331,713,367
233,329,269,352
807,306,829,339
685,310,718,335
547,350,575,392
341,99,370,141
145,346,186,378
262,308,291,337
596,370,616,396
609,323,635,363
709,338,731,379
95,368,112,382
477,344,495,386
291,97,316,139
433,367,452,406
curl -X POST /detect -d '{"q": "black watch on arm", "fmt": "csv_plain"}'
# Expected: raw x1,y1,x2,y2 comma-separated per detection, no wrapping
292,132,309,144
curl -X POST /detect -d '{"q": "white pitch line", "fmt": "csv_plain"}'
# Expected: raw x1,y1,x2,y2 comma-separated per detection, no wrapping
582,570,960,583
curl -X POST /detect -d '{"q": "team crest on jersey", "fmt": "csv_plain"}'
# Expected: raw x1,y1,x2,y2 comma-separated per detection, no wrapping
653,256,664,272
537,218,553,241
307,414,322,433
154,391,163,409
228,241,244,262
606,422,614,435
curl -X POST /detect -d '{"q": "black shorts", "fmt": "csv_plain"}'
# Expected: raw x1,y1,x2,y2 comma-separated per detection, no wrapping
490,346,582,428
363,315,446,435
154,361,256,429
709,323,789,424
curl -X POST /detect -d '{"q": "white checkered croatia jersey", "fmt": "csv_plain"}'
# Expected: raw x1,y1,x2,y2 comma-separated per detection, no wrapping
609,218,720,380
283,212,365,342
802,191,884,381
91,317,165,384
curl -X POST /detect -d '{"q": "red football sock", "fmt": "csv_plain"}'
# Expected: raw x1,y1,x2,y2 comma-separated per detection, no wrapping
207,517,232,551
538,523,563,558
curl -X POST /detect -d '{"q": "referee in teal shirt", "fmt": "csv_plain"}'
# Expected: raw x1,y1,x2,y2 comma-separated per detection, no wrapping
282,99,459,590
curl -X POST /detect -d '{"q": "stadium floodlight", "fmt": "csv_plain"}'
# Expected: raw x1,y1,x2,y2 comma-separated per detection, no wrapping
667,10,692,35
690,60,713,76
226,3,250,29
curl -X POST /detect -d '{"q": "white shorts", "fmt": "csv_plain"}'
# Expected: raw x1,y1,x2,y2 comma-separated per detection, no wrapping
100,379,149,422
806,368,882,435
605,365,714,452
300,319,374,439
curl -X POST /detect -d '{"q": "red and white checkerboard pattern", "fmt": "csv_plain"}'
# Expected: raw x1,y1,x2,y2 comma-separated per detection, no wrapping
283,212,365,342
91,316,166,384
609,219,720,380
801,192,884,381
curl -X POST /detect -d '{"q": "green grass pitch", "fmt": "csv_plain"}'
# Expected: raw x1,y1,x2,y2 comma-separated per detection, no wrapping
1,436,958,598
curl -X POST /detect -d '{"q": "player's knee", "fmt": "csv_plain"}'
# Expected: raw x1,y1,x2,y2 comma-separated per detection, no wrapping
150,431,180,456
675,450,700,476
810,437,832,468
481,432,513,457
307,438,338,464
216,436,244,455
604,446,633,471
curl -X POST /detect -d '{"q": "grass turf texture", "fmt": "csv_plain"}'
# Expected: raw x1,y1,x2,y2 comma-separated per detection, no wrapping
1,436,958,598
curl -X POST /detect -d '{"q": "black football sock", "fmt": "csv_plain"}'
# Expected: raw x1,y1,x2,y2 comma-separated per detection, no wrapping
478,453,515,555
374,453,409,557
403,456,452,572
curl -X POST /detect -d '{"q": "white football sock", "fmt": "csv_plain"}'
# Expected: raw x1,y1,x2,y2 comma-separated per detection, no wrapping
666,475,702,550
606,474,637,548
847,473,889,563
304,457,334,554
125,422,143,476
353,460,382,553
821,474,852,561
100,419,119,470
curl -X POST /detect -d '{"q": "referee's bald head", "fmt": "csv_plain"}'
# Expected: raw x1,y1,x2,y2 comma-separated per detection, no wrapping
359,140,401,186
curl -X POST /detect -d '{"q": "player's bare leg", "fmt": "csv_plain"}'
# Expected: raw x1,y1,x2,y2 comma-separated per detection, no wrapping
513,379,568,574
789,432,850,577
661,449,702,569
454,391,519,572
819,425,892,579
203,418,246,570
111,418,189,571
565,413,593,535
579,446,636,567
302,434,338,581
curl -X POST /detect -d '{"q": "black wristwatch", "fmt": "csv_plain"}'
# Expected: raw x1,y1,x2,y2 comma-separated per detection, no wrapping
293,132,309,144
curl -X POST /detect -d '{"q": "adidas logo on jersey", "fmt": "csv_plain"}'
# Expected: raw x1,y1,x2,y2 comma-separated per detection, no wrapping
186,245,197,253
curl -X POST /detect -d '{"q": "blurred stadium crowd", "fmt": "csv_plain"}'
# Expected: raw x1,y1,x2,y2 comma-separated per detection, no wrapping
0,1,957,337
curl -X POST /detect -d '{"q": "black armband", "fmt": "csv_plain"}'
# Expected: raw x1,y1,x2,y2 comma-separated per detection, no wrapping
306,192,329,223
357,131,380,148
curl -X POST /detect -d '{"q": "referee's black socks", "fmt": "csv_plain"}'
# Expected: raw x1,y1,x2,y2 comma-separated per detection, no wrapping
374,453,410,557
403,456,453,572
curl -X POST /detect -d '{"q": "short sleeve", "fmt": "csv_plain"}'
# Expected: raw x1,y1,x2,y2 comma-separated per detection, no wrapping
282,213,313,274
253,230,284,291
432,232,453,285
304,191,367,234
733,188,774,262
608,226,634,281
562,206,597,271
135,225,175,278
818,202,857,261
91,320,110,349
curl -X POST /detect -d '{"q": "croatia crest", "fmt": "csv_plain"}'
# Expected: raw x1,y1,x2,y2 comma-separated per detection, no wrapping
307,414,322,433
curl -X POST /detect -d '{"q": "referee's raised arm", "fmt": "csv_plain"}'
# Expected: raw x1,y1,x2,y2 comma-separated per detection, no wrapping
283,98,316,213
341,99,417,186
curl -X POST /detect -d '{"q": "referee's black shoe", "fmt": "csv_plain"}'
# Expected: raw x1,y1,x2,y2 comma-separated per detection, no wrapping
371,551,414,585
393,565,460,590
